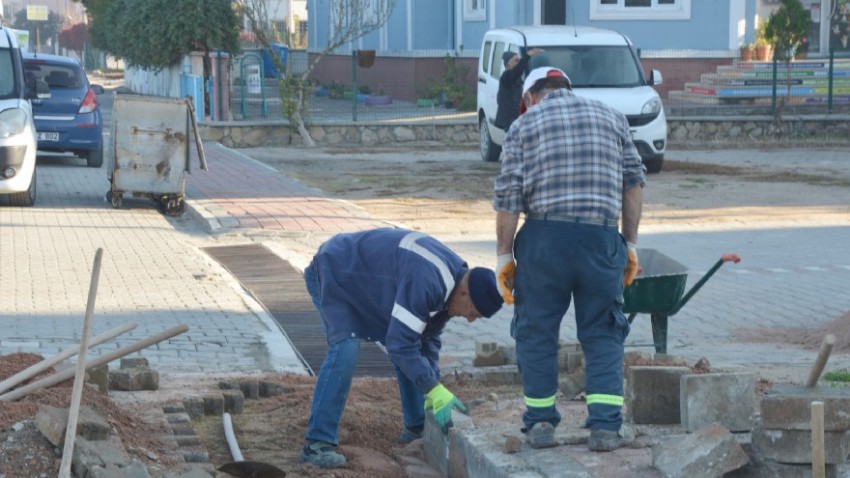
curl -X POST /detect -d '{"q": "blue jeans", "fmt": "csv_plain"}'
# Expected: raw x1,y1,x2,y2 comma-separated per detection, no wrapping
512,219,630,432
303,261,426,444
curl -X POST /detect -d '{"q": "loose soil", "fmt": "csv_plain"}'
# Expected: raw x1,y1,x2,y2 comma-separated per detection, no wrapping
3,145,849,476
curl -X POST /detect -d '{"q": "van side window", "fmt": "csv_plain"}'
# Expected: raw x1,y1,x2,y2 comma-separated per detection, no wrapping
491,42,505,80
481,41,492,75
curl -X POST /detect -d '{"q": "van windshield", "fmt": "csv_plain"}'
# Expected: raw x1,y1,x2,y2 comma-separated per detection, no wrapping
527,45,644,88
0,49,16,98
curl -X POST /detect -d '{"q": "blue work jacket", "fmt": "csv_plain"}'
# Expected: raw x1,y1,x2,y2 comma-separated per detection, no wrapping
312,228,468,393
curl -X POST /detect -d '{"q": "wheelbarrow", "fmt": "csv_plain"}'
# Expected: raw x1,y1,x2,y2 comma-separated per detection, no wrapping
624,249,741,354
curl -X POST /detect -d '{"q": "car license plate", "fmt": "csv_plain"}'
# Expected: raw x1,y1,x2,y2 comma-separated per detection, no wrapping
38,132,59,142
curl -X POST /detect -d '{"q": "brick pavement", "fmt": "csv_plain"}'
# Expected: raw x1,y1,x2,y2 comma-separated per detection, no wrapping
185,143,388,233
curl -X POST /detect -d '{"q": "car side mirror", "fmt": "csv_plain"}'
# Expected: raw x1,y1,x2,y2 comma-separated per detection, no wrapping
91,84,105,94
649,69,663,86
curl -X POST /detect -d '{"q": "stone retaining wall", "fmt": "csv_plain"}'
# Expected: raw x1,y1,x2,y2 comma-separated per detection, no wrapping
199,115,850,149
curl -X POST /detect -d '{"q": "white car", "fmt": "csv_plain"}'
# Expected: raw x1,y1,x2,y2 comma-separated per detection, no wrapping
0,26,38,206
477,25,667,173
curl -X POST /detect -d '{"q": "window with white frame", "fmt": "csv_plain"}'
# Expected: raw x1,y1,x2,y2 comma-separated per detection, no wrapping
465,0,486,22
590,0,690,20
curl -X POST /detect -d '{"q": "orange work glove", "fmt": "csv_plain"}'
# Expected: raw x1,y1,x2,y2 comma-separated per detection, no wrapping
496,253,516,304
623,243,639,287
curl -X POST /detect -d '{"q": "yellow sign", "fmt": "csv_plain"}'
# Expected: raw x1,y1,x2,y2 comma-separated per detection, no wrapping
26,5,49,21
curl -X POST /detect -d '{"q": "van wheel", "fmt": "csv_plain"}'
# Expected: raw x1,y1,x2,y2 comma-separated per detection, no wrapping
9,168,36,207
480,117,501,162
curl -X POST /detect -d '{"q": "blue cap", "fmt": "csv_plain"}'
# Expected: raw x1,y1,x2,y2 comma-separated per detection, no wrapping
468,267,503,318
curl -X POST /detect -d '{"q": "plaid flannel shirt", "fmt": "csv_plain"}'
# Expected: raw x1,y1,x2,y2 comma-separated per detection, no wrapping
493,89,646,220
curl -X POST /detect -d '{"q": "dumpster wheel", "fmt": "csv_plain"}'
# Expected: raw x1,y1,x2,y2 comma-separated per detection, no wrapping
156,194,184,217
106,190,122,209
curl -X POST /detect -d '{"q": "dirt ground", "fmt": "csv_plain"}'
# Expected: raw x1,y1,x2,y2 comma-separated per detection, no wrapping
3,145,850,477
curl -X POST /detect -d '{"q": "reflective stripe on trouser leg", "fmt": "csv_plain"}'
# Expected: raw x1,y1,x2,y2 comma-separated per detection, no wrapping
524,395,557,409
586,394,624,407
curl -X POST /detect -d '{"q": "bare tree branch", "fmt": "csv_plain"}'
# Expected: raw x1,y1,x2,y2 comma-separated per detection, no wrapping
237,0,395,147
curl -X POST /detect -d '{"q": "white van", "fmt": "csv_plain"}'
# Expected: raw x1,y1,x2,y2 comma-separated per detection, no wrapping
0,26,38,205
477,26,667,173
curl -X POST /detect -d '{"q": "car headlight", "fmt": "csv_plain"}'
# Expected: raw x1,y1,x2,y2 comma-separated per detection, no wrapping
0,108,28,138
641,98,662,115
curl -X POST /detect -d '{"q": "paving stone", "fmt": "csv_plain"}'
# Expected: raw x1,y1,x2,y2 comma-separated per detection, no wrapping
73,436,131,478
558,368,586,401
203,394,224,416
557,349,583,373
222,390,245,414
625,366,690,424
166,413,191,425
119,357,150,369
109,367,160,391
752,426,850,464
259,381,287,397
35,405,110,447
761,384,850,431
35,405,67,447
87,364,109,393
473,341,505,367
238,380,260,399
182,398,205,418
680,372,756,432
652,424,749,478
162,405,186,414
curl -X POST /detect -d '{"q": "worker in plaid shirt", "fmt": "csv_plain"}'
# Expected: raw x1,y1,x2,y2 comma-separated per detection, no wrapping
493,66,646,452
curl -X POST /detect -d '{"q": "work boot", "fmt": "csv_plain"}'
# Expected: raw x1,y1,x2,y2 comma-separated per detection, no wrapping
525,422,557,449
588,425,635,452
300,441,346,468
398,426,424,444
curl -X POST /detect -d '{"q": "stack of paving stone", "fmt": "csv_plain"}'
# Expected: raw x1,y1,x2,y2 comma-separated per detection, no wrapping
748,384,850,477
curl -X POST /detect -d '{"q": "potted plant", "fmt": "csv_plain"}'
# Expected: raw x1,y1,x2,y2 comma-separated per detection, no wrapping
740,42,755,62
763,0,810,62
754,19,773,61
416,78,441,107
366,87,393,106
438,48,472,109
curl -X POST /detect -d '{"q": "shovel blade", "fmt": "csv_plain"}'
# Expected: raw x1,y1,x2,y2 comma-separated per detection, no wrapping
218,460,286,478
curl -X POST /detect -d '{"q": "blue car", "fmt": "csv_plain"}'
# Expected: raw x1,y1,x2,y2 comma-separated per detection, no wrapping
23,53,103,168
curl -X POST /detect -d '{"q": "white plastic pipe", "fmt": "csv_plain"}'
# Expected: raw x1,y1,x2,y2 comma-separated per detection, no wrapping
223,412,245,462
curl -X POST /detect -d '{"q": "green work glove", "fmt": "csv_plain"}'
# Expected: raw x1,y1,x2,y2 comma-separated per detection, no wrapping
425,384,466,433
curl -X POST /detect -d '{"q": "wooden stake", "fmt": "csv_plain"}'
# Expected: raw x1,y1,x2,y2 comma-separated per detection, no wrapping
0,325,188,402
806,334,835,387
0,321,136,395
812,401,825,478
59,248,102,478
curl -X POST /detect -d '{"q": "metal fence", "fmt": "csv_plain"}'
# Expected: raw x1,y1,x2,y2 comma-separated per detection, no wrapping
224,47,850,123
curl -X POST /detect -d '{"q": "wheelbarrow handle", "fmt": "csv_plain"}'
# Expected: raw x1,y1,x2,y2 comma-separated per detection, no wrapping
670,253,741,315
722,253,741,264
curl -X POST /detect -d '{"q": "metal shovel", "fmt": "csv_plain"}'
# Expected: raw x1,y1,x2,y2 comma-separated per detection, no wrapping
218,412,287,478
